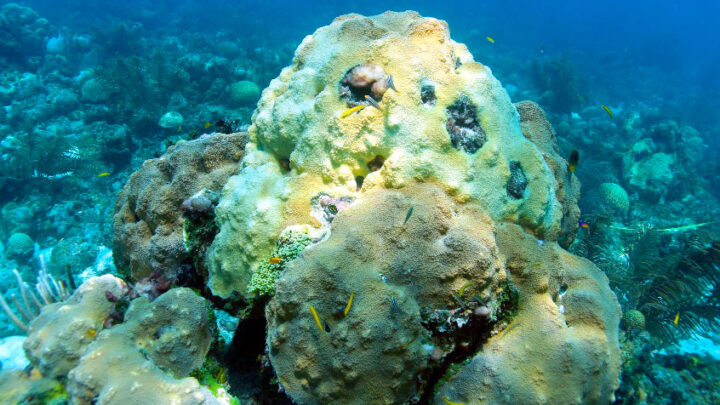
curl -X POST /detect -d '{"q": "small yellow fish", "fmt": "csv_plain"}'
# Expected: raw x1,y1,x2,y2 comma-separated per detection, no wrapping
30,367,42,380
97,172,110,177
486,36,495,43
458,282,473,297
401,334,418,351
443,397,466,405
204,122,211,129
269,256,282,264
309,305,325,332
177,126,183,132
601,104,614,118
568,149,579,173
673,312,680,325
343,291,354,316
86,329,97,338
341,105,366,118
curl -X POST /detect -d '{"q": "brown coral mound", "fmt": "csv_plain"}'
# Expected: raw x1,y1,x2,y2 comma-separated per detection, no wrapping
266,184,508,404
516,101,581,247
113,132,246,281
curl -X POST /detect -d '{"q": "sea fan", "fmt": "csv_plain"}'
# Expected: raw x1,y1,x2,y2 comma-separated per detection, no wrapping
618,230,720,345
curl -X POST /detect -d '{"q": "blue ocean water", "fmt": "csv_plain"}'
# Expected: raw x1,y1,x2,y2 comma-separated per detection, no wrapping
0,1,718,403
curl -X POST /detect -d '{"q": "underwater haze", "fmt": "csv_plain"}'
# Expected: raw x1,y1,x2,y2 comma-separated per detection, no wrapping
1,0,719,404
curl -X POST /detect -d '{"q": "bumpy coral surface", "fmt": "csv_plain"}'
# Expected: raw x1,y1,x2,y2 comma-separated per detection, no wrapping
435,223,621,404
515,101,580,248
67,287,217,404
204,11,620,404
208,11,569,300
24,274,128,379
113,132,246,281
267,185,506,403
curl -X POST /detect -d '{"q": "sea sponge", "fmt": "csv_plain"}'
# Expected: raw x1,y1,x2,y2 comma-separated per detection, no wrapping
113,132,246,281
207,10,570,300
66,288,218,404
598,182,630,216
24,275,128,379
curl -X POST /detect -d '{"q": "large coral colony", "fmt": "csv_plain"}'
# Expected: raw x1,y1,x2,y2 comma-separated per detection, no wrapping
0,8,718,405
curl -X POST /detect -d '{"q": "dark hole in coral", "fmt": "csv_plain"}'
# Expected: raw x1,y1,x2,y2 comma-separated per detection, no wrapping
454,57,462,69
421,84,437,106
355,175,365,191
506,161,528,199
367,155,385,172
224,297,293,404
560,283,568,295
278,157,291,173
446,95,486,154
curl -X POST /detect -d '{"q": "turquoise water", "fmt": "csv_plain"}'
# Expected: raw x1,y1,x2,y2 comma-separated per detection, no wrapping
0,1,718,404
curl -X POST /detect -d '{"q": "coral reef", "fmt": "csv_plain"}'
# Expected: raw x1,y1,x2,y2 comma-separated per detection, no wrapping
267,185,507,403
515,101,581,248
113,132,247,281
207,11,576,300
201,11,619,404
434,223,620,404
66,287,217,404
23,274,126,378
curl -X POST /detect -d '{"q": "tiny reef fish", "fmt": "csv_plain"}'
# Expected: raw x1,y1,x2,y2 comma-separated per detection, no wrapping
404,207,414,224
86,329,97,338
601,104,614,118
387,74,398,92
97,172,110,177
401,334,418,351
268,256,282,264
204,121,211,128
568,150,579,173
486,36,495,43
341,105,366,118
343,291,354,316
443,397,466,405
673,312,680,325
390,296,401,313
578,221,590,229
458,282,473,297
364,95,382,110
309,305,325,332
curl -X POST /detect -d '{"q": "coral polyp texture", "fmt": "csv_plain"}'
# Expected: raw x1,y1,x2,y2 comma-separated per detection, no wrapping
207,10,572,300
113,132,246,281
201,10,620,404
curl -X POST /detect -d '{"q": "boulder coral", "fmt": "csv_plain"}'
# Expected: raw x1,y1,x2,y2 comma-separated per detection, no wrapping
113,132,246,281
24,274,128,379
207,11,573,300
66,288,217,404
202,10,620,404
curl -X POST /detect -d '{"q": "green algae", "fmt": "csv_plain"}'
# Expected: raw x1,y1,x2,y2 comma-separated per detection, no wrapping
247,229,312,297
